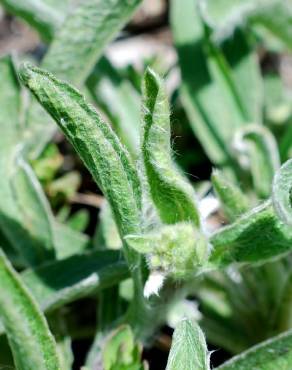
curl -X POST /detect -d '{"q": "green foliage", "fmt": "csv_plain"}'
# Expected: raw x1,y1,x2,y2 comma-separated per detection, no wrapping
166,319,210,370
217,329,292,370
0,0,292,368
272,159,292,226
211,170,249,221
0,250,61,369
102,325,145,370
141,68,201,227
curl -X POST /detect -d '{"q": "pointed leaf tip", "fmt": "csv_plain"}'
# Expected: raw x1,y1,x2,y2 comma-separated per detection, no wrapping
18,62,34,85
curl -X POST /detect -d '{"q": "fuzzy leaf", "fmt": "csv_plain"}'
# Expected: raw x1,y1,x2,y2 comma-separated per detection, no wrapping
233,125,280,198
42,0,142,86
126,223,208,279
211,169,249,221
0,251,129,336
0,249,61,370
102,325,144,370
19,63,142,265
11,155,56,261
22,250,129,313
209,201,292,266
26,0,142,158
272,159,292,226
142,68,200,226
0,56,55,265
87,57,140,155
217,329,292,370
166,319,210,370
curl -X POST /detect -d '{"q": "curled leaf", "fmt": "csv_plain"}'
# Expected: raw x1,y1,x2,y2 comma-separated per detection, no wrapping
142,67,201,227
233,124,280,198
211,169,249,222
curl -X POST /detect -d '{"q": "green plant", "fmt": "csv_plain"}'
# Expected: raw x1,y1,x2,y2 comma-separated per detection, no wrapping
0,0,291,369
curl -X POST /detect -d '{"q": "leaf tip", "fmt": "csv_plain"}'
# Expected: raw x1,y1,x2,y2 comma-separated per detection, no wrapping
18,62,35,86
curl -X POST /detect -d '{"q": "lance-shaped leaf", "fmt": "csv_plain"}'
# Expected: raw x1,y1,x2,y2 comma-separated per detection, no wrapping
19,63,142,264
26,0,142,157
87,57,140,156
166,319,210,370
11,154,56,262
42,0,142,86
142,68,201,226
0,250,129,336
0,56,55,266
233,125,280,198
217,329,292,370
22,250,129,313
0,249,61,370
170,0,263,167
209,201,292,266
272,159,292,226
211,169,249,222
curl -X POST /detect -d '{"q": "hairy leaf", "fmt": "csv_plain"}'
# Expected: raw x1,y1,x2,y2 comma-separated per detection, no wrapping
126,222,208,278
19,63,142,265
26,0,142,157
22,250,129,312
217,329,292,369
102,325,144,370
0,249,61,370
211,169,249,221
0,56,55,265
233,125,280,198
209,201,292,266
42,0,142,86
87,57,140,155
272,159,292,226
166,319,210,370
142,68,200,226
0,250,129,336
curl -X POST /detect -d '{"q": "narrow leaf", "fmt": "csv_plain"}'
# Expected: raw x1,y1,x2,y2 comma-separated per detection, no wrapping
272,159,292,226
42,0,143,86
209,201,292,266
22,250,129,312
0,56,54,265
211,169,249,222
0,251,129,336
170,0,262,166
233,125,280,198
11,155,56,262
142,68,201,226
0,249,61,370
217,329,292,370
87,57,140,155
19,63,142,266
166,319,210,370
